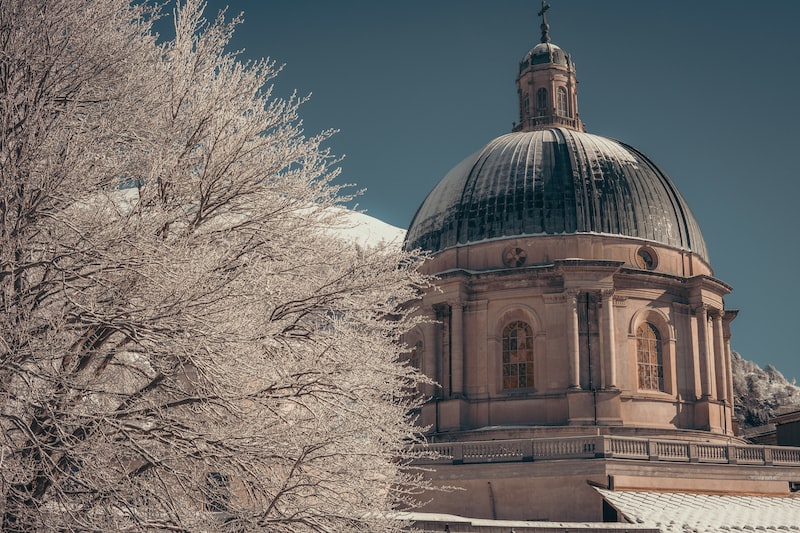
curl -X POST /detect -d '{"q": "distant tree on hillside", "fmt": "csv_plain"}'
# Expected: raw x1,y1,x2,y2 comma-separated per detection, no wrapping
0,1,429,531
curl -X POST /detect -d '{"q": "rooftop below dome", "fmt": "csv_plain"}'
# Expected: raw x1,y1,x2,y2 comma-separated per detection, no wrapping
404,128,708,262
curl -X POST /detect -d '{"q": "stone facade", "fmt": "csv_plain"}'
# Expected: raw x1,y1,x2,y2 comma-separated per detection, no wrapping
407,236,735,437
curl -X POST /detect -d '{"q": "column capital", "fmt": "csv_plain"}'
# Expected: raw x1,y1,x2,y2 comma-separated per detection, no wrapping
566,289,580,309
694,303,710,315
432,302,450,317
708,308,724,320
465,299,488,313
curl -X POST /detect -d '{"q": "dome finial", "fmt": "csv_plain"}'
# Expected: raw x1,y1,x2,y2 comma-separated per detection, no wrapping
538,0,551,43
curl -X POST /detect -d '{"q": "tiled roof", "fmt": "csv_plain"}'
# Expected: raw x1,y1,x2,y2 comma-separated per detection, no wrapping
595,488,800,532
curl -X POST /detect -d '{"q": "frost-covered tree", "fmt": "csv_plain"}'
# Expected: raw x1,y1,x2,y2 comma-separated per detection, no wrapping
0,1,429,530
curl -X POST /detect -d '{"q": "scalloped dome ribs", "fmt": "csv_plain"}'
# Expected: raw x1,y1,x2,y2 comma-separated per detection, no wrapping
404,128,708,261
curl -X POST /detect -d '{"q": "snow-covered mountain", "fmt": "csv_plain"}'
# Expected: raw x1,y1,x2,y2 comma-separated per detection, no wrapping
333,209,406,247
732,352,800,428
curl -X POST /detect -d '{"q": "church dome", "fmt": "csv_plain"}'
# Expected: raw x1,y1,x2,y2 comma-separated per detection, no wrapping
521,42,568,69
404,127,708,261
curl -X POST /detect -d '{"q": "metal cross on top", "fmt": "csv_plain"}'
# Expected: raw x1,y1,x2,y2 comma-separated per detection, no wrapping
538,0,551,43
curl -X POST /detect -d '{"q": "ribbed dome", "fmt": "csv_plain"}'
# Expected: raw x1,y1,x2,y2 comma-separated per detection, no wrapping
520,42,568,70
404,128,708,261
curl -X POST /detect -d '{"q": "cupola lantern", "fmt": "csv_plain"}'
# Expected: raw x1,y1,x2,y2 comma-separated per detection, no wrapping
514,1,584,132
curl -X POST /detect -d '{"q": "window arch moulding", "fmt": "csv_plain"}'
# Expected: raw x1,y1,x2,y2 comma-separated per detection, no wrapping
403,326,426,370
628,307,674,340
494,304,543,335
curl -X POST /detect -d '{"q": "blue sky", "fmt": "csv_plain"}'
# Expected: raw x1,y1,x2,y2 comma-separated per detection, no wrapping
200,0,800,381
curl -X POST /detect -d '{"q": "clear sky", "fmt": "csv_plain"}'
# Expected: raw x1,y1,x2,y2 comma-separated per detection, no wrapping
200,0,800,381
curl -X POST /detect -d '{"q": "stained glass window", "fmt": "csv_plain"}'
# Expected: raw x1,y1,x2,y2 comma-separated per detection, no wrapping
636,323,664,391
502,321,534,389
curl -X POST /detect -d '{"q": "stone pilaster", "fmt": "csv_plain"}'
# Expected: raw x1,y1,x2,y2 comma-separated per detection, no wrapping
451,300,464,397
695,304,715,398
601,289,617,389
567,290,581,389
710,309,727,402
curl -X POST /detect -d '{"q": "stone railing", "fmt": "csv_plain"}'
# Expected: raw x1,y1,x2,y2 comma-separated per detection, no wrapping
416,435,800,468
513,115,581,132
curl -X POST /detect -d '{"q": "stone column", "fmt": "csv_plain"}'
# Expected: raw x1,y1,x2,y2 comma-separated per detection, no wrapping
451,301,464,396
711,309,727,402
567,290,581,389
569,80,578,121
433,304,450,397
695,305,715,398
725,336,735,406
602,289,617,389
421,316,437,398
723,311,738,407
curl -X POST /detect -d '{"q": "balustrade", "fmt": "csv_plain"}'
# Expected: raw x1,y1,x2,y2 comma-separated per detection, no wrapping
413,436,800,468
652,440,690,460
696,443,728,463
732,445,765,464
463,441,524,463
533,437,596,459
608,437,648,458
772,446,800,464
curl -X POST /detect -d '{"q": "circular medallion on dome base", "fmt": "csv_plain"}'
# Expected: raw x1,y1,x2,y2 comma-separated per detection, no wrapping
503,247,528,268
636,247,658,270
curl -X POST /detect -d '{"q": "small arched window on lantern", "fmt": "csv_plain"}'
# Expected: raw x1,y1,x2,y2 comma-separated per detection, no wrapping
502,321,534,389
636,322,664,391
535,88,548,116
556,87,569,117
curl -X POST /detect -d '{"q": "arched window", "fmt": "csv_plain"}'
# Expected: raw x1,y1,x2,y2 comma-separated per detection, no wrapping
400,340,423,399
556,87,569,117
535,88,547,116
410,340,422,370
502,321,534,389
636,323,664,391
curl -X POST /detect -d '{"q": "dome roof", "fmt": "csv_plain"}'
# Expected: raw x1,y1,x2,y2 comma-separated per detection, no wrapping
520,42,568,70
404,128,709,261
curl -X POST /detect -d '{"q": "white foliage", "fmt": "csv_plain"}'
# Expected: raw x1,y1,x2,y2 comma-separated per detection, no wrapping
0,1,430,531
